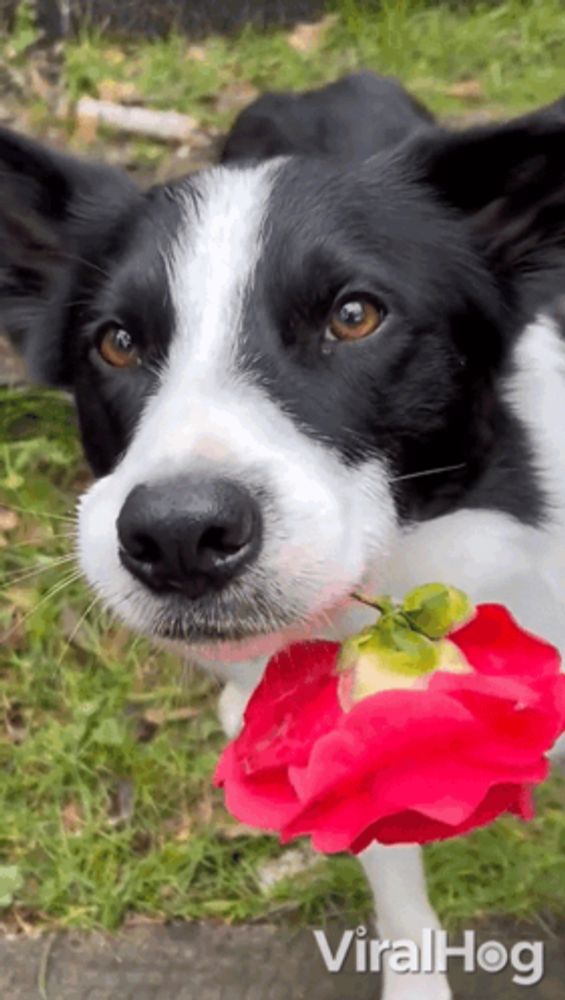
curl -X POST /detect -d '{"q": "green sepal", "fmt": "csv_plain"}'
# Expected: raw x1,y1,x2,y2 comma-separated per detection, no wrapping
401,583,474,639
338,612,439,680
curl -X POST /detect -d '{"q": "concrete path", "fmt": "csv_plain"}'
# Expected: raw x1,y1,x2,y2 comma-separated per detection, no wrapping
1,920,563,1000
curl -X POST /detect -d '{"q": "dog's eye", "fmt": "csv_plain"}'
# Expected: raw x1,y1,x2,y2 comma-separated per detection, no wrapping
326,298,383,342
97,326,141,369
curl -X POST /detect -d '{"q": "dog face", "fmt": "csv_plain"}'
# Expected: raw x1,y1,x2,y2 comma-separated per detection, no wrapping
2,110,565,661
69,155,503,659
78,160,404,657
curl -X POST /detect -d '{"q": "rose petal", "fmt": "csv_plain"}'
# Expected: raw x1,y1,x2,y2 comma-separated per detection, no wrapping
451,605,560,680
287,690,478,803
220,771,300,831
350,785,535,850
231,642,341,773
282,752,548,852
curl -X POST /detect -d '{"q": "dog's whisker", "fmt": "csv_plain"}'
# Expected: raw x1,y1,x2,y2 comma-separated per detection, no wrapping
66,298,98,310
317,607,336,634
1,569,83,643
50,249,112,282
55,592,103,667
1,554,76,589
0,503,77,524
4,530,74,551
391,463,467,484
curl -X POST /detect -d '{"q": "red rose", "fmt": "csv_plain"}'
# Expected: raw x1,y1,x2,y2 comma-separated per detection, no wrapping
214,605,565,851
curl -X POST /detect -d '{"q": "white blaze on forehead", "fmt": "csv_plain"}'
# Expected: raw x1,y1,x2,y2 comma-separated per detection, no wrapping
120,160,285,474
165,161,280,380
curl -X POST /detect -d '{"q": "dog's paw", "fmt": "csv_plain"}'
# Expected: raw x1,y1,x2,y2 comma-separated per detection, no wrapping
381,972,452,1000
217,682,250,738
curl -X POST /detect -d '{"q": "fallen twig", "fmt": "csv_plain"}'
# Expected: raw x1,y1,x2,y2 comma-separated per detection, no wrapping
76,98,199,143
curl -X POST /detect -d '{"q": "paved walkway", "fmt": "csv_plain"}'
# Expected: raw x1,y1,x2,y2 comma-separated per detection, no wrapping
1,920,563,1000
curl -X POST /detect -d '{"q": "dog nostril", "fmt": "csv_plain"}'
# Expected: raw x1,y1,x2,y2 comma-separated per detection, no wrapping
199,518,252,557
128,531,162,564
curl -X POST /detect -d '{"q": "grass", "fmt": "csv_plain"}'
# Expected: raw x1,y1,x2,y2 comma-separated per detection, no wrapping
2,390,565,935
2,0,565,936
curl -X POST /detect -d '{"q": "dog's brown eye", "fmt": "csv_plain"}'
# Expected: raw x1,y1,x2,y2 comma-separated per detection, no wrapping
98,327,140,369
327,299,383,342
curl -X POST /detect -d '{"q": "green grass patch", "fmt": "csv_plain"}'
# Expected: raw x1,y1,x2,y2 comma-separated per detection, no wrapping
2,385,565,932
58,0,565,134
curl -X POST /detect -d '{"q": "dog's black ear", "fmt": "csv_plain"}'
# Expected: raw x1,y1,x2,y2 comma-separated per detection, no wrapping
0,127,140,385
411,111,565,288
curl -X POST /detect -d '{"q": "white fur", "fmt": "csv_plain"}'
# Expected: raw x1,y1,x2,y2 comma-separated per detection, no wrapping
360,845,451,1000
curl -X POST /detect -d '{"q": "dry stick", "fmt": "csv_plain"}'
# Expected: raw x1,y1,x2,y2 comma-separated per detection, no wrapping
76,98,199,143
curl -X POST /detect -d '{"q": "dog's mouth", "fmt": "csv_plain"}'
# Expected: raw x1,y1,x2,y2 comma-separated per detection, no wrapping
153,617,281,643
146,587,308,645
129,575,363,659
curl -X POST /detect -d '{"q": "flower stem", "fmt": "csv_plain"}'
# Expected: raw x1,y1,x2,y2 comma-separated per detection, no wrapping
351,592,393,615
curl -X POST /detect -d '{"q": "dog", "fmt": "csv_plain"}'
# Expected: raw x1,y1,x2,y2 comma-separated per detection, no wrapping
3,72,565,1000
221,70,435,163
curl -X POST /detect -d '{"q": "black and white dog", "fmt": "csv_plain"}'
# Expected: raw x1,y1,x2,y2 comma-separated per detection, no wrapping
3,72,565,1000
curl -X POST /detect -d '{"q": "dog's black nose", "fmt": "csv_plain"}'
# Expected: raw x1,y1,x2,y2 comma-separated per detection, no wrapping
117,477,262,598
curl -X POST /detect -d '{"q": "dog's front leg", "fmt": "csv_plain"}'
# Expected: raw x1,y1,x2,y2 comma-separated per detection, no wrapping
359,844,452,1000
216,659,267,738
215,670,451,999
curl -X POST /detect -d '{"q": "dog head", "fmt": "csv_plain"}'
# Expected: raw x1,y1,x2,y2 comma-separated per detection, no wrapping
220,70,435,163
2,109,565,661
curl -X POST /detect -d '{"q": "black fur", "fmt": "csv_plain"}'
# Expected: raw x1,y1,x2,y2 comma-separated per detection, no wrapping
221,71,435,163
0,127,140,386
